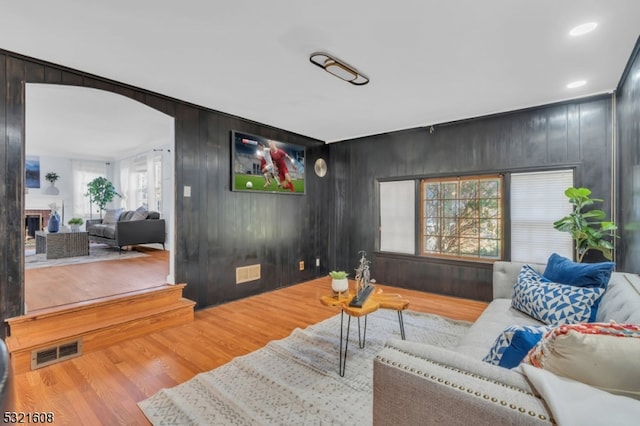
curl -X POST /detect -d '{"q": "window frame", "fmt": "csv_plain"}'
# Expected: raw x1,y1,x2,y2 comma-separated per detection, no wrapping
419,174,504,262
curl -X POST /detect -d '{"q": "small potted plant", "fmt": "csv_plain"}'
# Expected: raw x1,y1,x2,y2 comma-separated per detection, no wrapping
329,270,349,297
44,171,60,195
45,172,59,185
68,217,84,232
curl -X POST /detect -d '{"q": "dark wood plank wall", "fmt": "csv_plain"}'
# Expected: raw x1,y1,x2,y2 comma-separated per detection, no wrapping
172,107,331,307
0,50,329,330
2,39,639,327
616,37,640,275
1,54,25,331
330,97,616,301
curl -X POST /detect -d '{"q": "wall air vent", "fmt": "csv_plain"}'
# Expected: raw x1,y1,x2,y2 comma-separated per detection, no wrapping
31,339,83,370
236,264,261,284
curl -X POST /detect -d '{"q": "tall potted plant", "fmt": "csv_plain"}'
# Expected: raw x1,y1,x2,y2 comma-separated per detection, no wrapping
553,187,617,262
85,177,121,219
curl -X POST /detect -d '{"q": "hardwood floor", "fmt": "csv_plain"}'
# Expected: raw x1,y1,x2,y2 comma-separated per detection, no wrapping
24,245,170,313
11,265,488,425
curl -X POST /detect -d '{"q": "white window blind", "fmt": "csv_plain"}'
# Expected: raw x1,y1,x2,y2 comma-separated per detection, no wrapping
380,180,415,254
511,170,574,263
119,152,163,211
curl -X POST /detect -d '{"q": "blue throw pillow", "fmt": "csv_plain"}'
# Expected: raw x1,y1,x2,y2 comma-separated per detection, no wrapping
543,253,614,288
512,265,605,325
483,325,553,369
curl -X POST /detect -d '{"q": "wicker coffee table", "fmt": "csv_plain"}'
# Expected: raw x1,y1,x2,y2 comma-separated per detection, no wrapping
35,230,89,260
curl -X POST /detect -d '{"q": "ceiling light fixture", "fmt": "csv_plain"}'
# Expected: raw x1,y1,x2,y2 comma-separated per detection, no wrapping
309,52,369,85
566,80,587,89
569,22,598,36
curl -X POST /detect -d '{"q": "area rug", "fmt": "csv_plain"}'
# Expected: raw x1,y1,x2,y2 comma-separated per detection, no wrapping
138,309,471,425
25,244,149,269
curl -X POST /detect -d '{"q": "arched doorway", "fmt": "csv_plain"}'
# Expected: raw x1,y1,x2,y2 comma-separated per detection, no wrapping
24,83,176,312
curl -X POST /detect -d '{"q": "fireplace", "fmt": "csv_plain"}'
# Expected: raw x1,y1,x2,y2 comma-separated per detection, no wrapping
24,210,51,237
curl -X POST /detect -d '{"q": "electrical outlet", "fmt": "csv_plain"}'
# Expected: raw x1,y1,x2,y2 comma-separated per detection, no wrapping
299,261,304,271
316,258,320,267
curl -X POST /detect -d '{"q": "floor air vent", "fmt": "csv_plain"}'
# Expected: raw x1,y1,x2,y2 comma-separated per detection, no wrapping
31,339,83,370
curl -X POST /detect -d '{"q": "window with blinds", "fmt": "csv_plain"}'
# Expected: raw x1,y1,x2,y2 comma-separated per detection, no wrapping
379,180,415,254
510,170,574,263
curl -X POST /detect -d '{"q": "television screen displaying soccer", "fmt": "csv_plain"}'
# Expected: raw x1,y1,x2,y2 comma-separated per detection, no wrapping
231,130,305,194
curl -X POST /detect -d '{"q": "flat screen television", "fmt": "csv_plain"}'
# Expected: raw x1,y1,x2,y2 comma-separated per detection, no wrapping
231,130,305,194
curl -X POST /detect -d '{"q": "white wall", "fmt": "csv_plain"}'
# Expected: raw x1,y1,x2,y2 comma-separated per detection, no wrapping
25,156,73,223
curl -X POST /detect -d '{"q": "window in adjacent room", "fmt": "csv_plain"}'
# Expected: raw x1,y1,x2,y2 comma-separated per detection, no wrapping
119,151,163,212
153,153,163,212
420,175,503,261
510,170,574,263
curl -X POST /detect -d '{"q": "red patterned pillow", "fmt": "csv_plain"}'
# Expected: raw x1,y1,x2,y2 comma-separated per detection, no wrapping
523,322,640,400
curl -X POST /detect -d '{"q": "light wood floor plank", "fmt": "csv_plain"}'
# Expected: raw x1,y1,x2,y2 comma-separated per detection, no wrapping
24,245,169,312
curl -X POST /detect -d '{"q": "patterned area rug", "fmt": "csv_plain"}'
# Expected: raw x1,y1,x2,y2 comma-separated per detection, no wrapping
138,309,471,425
25,244,149,269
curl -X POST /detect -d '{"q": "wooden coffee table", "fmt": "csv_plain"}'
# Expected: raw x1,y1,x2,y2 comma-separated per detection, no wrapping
320,283,409,376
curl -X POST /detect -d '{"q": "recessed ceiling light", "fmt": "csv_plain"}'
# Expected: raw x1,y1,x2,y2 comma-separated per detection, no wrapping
567,80,587,89
569,22,598,36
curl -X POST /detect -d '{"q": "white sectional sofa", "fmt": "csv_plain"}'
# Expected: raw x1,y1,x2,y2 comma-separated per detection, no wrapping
373,260,640,425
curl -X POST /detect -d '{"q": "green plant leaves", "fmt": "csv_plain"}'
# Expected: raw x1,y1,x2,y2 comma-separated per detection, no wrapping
85,177,121,211
554,187,617,262
329,270,348,279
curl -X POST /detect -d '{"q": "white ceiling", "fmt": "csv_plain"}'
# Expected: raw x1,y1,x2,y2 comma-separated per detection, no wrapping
26,84,174,161
3,1,640,152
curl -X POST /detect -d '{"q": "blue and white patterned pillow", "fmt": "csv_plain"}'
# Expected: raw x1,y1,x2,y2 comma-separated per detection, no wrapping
512,265,605,325
483,325,553,368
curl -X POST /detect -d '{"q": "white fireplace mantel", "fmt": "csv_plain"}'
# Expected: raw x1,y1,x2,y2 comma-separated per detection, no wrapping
25,194,64,211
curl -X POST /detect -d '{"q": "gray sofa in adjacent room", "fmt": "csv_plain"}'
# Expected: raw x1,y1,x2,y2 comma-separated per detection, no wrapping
86,208,166,251
373,259,640,425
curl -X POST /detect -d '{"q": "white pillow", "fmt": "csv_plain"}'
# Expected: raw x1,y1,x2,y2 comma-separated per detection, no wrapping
130,206,149,221
520,364,640,426
523,322,640,400
102,208,123,224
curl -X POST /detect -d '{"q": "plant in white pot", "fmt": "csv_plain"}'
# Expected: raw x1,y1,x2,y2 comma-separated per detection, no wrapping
67,217,84,232
329,270,349,298
44,171,60,195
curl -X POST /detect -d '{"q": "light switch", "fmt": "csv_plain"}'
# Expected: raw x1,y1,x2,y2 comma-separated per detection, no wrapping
184,185,191,197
